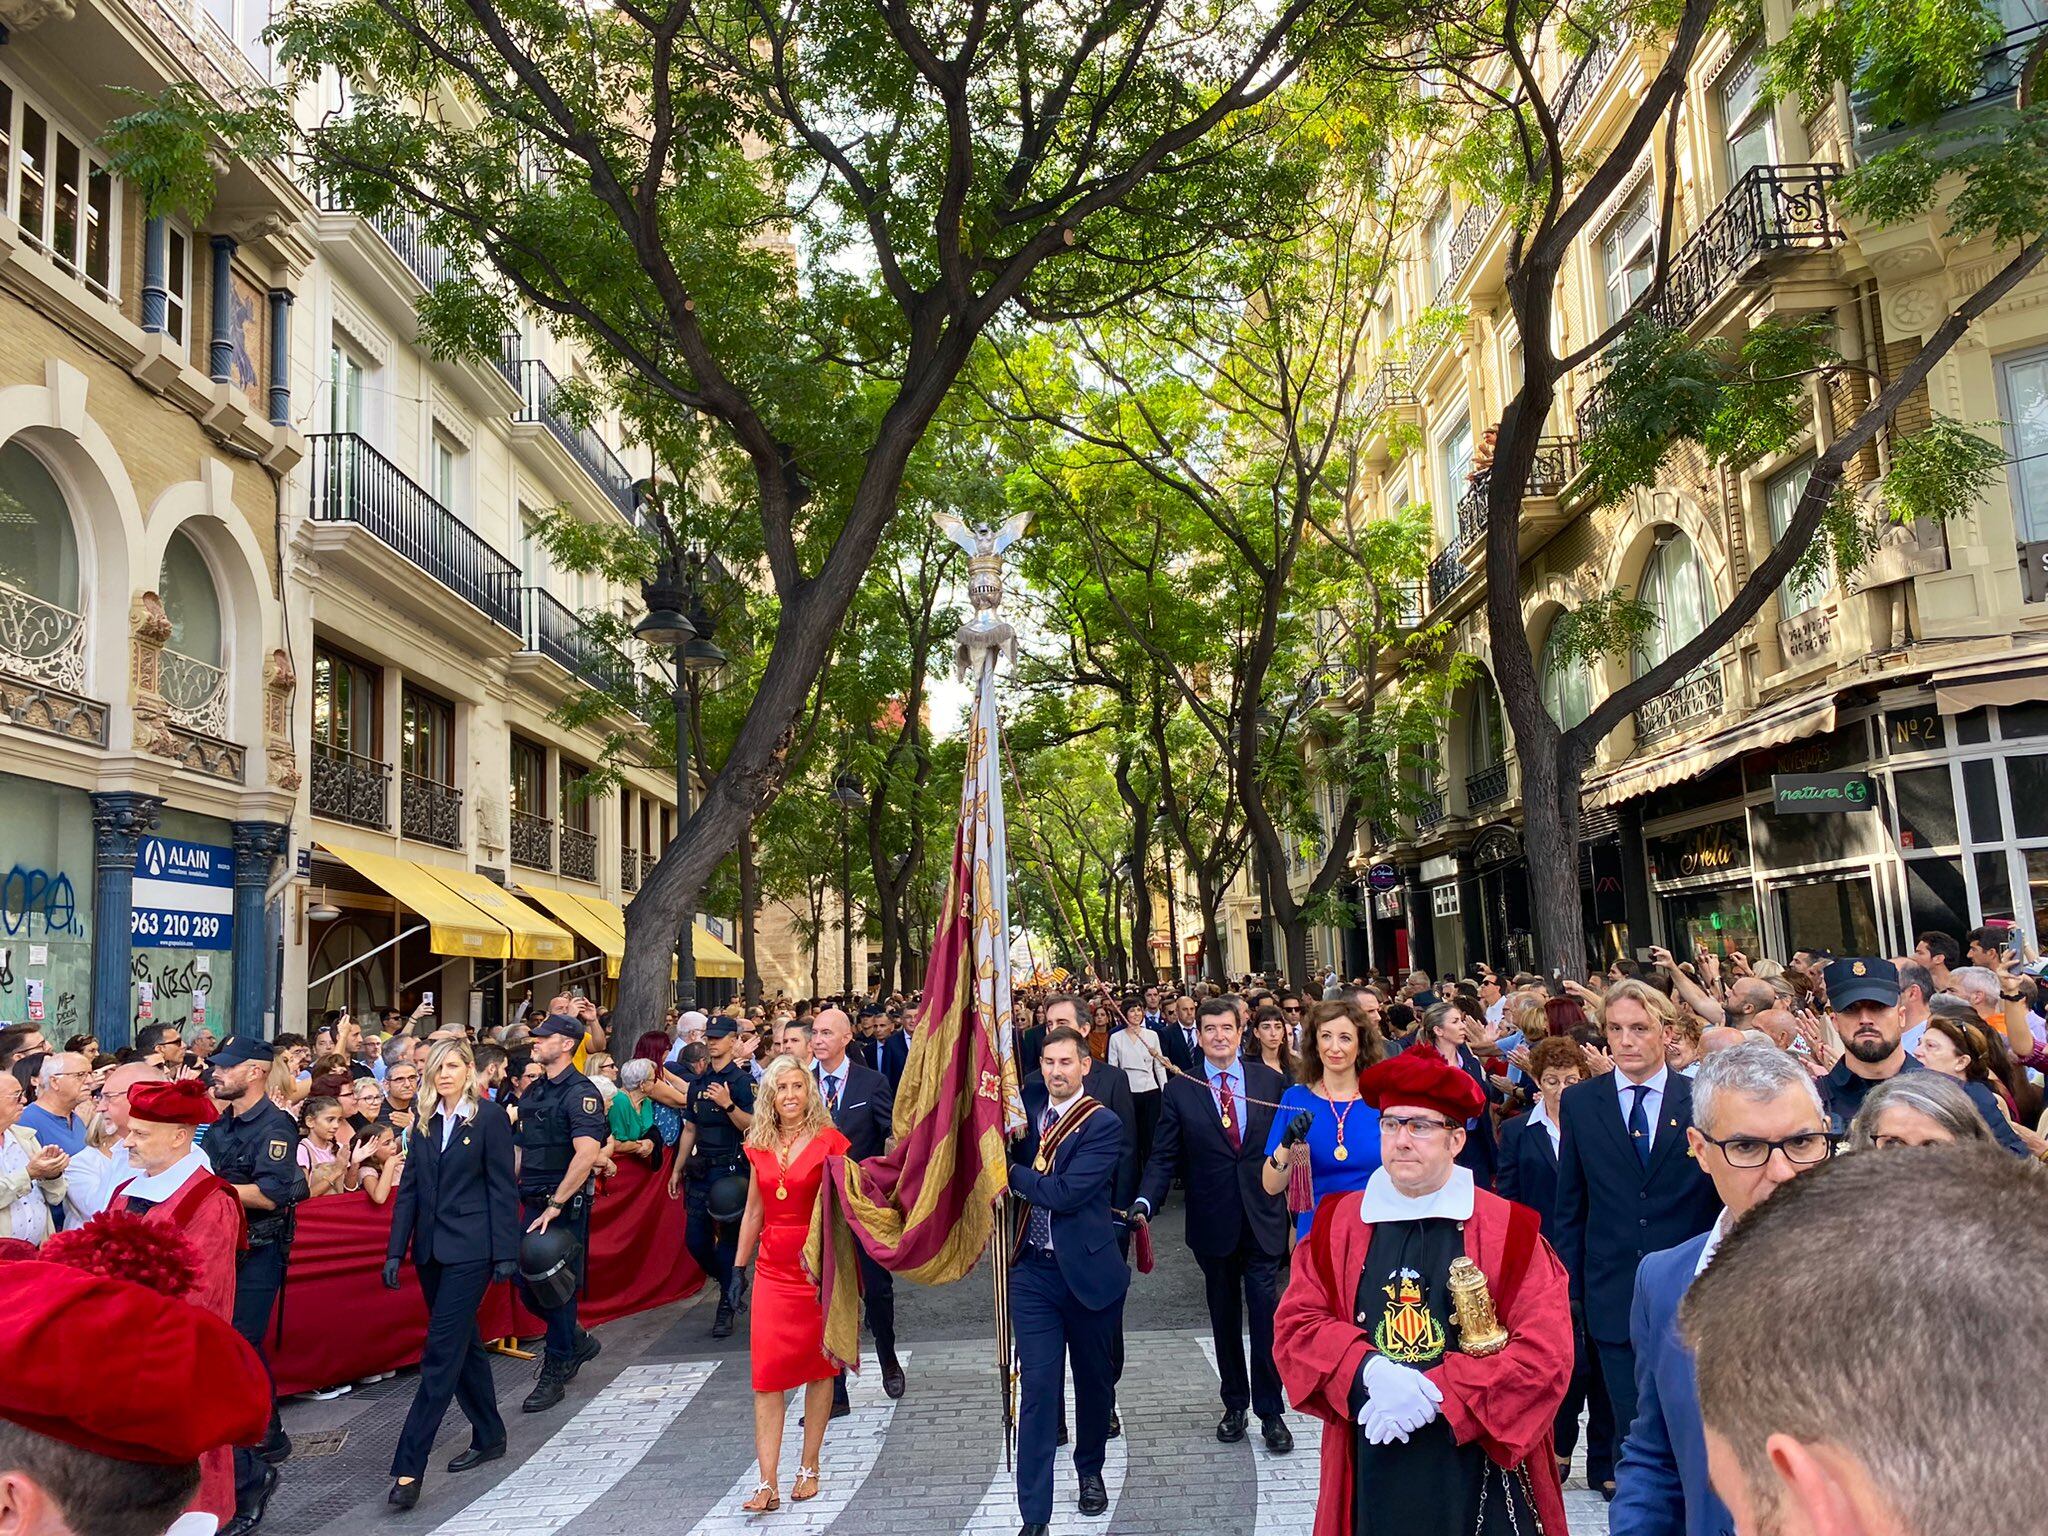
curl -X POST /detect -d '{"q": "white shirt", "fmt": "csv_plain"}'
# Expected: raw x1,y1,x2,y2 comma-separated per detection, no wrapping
70,1141,210,1220
1484,998,1505,1027
1693,1209,1731,1277
1108,1028,1167,1092
1615,1064,1670,1155
117,1147,211,1206
1527,1098,1562,1155
815,1060,849,1109
1359,1164,1476,1225
436,1102,475,1151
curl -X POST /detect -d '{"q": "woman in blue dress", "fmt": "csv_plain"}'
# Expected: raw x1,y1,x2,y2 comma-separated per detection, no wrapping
1262,998,1386,1241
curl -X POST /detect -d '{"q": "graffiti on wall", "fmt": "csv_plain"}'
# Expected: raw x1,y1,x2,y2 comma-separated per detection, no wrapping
0,865,83,939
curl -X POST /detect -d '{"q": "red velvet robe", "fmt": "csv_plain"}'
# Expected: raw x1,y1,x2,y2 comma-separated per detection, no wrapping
116,1166,245,1526
1272,1186,1573,1536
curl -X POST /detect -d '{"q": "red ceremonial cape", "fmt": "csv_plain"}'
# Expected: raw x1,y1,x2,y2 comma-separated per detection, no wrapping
114,1167,246,1524
1272,1185,1573,1536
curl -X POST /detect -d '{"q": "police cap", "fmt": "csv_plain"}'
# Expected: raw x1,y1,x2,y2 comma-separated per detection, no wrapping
533,1013,586,1043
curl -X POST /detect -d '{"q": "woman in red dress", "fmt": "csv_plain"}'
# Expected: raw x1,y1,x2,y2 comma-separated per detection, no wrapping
735,1054,851,1512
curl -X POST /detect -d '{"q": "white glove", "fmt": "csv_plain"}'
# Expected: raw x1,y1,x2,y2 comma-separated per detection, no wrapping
1357,1353,1442,1437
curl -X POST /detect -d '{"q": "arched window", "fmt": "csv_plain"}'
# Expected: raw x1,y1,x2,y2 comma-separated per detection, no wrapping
0,441,85,691
1468,676,1506,771
1540,621,1593,729
1634,529,1717,677
159,528,228,735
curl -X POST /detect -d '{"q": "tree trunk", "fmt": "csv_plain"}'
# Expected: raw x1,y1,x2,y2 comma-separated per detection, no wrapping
738,829,762,1006
1516,728,1591,978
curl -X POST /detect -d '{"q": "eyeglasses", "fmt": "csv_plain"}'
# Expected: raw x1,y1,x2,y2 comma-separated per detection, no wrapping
1696,1131,1834,1168
1282,1003,1301,1013
1379,1113,1456,1138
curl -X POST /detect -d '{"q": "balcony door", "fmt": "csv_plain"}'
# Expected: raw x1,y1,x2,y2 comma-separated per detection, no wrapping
328,341,365,437
1999,346,2048,552
1720,48,1779,189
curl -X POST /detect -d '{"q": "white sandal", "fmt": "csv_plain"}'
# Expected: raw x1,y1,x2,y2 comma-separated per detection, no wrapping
792,1466,820,1501
742,1481,780,1512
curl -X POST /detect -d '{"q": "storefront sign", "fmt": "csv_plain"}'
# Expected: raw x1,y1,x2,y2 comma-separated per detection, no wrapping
1646,817,1751,885
1421,855,1458,884
1778,606,1832,663
1367,861,1401,892
1431,882,1461,918
1772,772,1877,814
1884,707,1944,754
131,836,235,950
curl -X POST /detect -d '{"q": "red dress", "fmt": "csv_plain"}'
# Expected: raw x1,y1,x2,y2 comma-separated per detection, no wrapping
744,1127,850,1392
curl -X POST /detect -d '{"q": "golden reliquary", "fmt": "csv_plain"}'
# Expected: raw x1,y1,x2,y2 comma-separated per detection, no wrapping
1447,1257,1510,1357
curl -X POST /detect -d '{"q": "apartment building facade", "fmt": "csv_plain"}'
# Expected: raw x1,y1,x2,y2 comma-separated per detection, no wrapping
1324,3,2048,980
0,0,734,1045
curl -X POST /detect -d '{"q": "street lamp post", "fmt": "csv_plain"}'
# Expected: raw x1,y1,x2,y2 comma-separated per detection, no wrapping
830,771,866,1000
635,553,725,1010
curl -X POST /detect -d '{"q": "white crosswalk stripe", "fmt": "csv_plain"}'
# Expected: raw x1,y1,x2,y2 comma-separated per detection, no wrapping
1195,1335,1324,1536
424,1362,718,1536
692,1351,911,1533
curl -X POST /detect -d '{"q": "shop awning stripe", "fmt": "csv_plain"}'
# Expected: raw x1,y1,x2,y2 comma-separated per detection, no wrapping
313,842,510,960
1584,694,1837,811
416,865,575,962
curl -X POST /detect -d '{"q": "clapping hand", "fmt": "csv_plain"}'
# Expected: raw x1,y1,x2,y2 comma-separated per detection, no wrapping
1578,1043,1615,1077
1280,1110,1315,1149
26,1145,67,1180
1504,1045,1533,1076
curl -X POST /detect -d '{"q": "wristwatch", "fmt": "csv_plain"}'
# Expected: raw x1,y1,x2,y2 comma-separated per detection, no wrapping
546,1197,565,1211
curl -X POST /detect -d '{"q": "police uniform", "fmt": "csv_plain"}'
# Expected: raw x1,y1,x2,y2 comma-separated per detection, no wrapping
683,1019,755,1332
204,1037,302,1533
512,1023,609,1376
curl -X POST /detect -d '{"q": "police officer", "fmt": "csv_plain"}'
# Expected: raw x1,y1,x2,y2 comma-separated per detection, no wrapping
512,1013,609,1413
678,1015,755,1338
207,1037,303,1536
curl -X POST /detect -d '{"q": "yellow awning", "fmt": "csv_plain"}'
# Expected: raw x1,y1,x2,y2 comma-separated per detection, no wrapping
687,920,746,981
419,866,574,962
316,843,509,959
516,882,625,978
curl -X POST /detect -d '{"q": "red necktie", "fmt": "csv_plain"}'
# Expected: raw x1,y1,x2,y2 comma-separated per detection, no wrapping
1216,1072,1241,1150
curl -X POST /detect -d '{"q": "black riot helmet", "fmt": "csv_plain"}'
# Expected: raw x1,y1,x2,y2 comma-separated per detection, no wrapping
706,1173,749,1223
519,1221,581,1311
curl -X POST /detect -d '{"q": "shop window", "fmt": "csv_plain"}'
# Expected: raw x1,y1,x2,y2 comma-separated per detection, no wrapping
1957,708,1991,744
2007,756,2048,840
1881,706,1945,756
1963,758,2007,843
1892,765,1958,850
1906,857,1970,941
1753,801,1881,867
1775,878,1879,957
1976,850,2017,923
2001,701,2048,739
2027,850,2048,953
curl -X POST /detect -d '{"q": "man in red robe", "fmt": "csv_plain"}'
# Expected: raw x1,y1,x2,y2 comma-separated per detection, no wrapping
112,1078,247,1526
1274,1049,1573,1536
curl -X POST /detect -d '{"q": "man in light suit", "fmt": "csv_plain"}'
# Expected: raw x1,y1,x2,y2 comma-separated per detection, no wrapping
1554,981,1720,1487
1610,1043,1832,1536
1129,997,1293,1452
1010,1026,1130,1536
812,1007,905,1405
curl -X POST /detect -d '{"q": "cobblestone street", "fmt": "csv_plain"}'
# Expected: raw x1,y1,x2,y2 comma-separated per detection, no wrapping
265,1210,1610,1535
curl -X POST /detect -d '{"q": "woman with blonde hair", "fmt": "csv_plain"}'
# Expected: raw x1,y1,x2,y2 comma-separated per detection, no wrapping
734,1054,850,1511
382,1038,520,1508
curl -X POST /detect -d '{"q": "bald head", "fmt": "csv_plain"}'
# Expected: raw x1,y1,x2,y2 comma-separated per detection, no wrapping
1699,1025,1746,1056
1751,1010,1799,1051
811,1007,853,1071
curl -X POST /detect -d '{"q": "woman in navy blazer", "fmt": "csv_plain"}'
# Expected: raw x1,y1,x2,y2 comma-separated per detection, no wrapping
383,1039,522,1506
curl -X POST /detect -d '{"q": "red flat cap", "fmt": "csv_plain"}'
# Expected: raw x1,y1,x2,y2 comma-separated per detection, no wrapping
128,1077,218,1126
1360,1049,1487,1124
0,1262,269,1462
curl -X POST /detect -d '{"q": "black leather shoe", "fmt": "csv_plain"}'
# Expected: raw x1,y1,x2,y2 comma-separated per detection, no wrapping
259,1427,293,1464
710,1303,735,1339
1077,1473,1109,1516
221,1464,278,1536
881,1354,906,1399
1018,1525,1050,1536
565,1331,602,1378
1261,1416,1295,1454
1107,1409,1121,1439
521,1361,567,1413
388,1478,420,1510
1217,1408,1247,1443
447,1443,505,1473
797,1401,852,1427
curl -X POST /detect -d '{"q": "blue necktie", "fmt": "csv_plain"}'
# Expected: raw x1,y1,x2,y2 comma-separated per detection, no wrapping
1628,1084,1652,1168
1026,1107,1056,1249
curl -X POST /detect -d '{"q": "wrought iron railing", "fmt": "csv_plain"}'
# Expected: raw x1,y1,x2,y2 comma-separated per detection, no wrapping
401,772,463,848
641,849,659,884
1433,198,1502,306
1415,789,1447,831
1465,759,1509,809
497,344,639,518
1856,21,2046,136
0,581,88,693
510,810,554,870
1428,547,1468,609
312,742,390,829
315,185,455,292
1577,165,1841,438
1383,581,1425,629
560,826,597,882
1554,27,1626,135
1456,437,1581,553
1634,665,1725,745
160,650,229,738
307,434,522,633
1359,361,1417,426
518,586,631,694
620,846,640,892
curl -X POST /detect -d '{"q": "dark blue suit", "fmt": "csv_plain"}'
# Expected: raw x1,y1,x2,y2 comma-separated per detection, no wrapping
817,1058,899,1400
387,1099,521,1479
1009,1089,1130,1525
1612,1230,1732,1536
1134,1059,1287,1418
875,1030,910,1091
1499,1111,1614,1485
1553,1072,1719,1475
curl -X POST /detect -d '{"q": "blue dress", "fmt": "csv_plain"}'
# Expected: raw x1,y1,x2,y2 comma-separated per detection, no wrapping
1265,1083,1383,1239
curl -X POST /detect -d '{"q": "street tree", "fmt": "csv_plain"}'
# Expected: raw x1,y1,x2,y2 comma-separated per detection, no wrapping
1395,0,2048,973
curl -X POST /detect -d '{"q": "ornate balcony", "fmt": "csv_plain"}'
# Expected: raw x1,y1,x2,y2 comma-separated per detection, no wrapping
1856,22,2044,146
641,850,659,884
510,810,554,870
1634,665,1726,746
312,743,390,829
497,345,639,519
518,586,631,695
0,581,88,693
1465,759,1509,810
620,846,640,892
1553,28,1626,135
120,0,268,110
314,187,455,292
401,773,463,849
560,826,598,882
1457,437,1581,552
307,434,521,633
1432,198,1502,307
1428,547,1469,610
160,651,228,738
1415,789,1447,832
